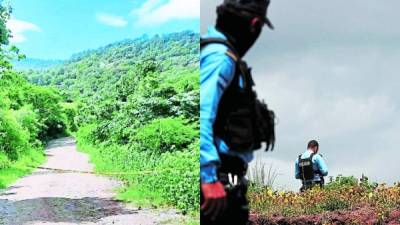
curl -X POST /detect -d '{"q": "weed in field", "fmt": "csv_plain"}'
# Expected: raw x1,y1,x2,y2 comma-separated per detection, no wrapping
248,159,278,192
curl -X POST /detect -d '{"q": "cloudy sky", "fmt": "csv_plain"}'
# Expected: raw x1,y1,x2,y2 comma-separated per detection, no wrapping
202,0,400,190
7,0,199,59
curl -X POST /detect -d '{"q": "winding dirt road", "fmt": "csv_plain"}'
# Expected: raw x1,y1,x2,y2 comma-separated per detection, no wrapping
0,138,184,225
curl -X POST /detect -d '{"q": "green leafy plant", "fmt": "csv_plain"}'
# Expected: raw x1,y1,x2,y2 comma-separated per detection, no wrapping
134,117,197,154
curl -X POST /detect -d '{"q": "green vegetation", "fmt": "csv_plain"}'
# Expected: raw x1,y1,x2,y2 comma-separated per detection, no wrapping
0,3,69,188
22,28,200,214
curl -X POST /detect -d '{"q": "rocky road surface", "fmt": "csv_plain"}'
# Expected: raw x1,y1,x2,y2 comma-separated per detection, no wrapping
0,137,184,225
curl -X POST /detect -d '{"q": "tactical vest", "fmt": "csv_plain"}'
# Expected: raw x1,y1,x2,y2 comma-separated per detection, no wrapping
298,153,317,182
201,38,275,152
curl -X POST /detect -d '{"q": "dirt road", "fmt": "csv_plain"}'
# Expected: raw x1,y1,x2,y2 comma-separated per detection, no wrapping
0,137,183,225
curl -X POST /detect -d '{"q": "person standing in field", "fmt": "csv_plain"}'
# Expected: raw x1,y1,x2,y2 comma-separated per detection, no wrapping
200,0,276,224
295,140,328,191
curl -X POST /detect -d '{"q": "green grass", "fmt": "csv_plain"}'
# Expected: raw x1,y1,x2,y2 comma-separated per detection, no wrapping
75,126,199,219
159,216,200,225
0,149,45,188
116,186,168,208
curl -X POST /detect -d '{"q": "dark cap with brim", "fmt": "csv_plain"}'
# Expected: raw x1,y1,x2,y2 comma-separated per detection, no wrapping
221,0,274,29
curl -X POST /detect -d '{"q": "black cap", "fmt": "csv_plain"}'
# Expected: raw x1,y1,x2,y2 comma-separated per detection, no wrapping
221,0,274,29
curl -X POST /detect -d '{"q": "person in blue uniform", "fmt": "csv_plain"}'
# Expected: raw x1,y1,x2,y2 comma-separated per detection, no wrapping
295,140,328,191
200,0,275,224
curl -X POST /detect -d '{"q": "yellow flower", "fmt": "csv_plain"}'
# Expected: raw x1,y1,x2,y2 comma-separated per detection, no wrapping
267,190,274,196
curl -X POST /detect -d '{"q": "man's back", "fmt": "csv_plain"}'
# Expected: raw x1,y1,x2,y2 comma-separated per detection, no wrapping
295,150,328,182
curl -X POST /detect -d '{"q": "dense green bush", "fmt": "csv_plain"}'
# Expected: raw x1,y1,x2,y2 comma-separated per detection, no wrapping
0,152,11,169
140,140,200,212
0,109,30,160
0,60,67,171
26,85,67,141
134,117,197,154
61,102,78,133
325,175,359,190
13,106,42,144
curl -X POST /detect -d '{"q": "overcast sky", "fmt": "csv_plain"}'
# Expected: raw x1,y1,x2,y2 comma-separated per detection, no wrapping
202,0,400,191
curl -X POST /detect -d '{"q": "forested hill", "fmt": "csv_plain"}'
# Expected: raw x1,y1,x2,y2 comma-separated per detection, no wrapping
21,31,200,213
13,58,64,71
23,31,199,101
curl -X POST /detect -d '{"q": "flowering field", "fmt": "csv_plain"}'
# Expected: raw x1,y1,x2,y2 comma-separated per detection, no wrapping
248,176,400,225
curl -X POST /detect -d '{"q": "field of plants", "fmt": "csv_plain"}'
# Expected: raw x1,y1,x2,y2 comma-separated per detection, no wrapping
248,176,400,225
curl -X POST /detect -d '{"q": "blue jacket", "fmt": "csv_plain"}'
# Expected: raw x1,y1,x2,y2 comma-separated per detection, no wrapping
295,150,328,182
200,27,254,184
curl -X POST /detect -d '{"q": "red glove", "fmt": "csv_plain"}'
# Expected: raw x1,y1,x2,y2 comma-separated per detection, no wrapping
201,181,227,221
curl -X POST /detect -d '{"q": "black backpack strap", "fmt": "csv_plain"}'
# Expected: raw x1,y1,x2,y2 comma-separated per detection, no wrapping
200,37,256,94
200,38,240,62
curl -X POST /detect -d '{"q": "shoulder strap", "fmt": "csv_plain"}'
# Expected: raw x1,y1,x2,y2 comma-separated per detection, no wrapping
298,154,302,161
200,38,254,90
309,153,317,161
200,38,240,62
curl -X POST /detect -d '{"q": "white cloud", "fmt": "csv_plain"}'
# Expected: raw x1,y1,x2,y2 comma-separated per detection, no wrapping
96,13,128,27
133,0,200,26
6,19,41,43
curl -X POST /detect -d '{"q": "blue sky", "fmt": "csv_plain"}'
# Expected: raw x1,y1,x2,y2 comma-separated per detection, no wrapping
7,0,199,59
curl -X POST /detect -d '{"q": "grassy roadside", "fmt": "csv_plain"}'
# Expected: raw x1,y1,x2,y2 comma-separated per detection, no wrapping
75,127,199,224
0,148,45,189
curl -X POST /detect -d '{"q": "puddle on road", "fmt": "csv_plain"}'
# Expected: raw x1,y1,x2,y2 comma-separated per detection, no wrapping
0,197,137,225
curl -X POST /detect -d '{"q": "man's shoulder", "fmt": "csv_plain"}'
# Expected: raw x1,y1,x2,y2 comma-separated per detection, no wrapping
201,41,237,63
201,44,237,76
313,154,324,162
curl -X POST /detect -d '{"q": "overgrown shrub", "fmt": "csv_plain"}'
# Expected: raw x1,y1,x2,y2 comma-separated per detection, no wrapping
61,102,78,133
77,133,199,213
0,71,67,167
0,110,30,160
0,152,11,169
325,175,358,190
13,106,42,145
76,123,97,145
134,117,197,154
27,85,67,140
143,140,199,212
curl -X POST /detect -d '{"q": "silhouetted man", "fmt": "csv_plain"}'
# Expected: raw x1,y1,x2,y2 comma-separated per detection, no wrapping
200,0,275,224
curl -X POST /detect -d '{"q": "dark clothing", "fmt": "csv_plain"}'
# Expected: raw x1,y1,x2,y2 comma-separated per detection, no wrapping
201,154,249,225
200,29,274,225
300,179,324,192
295,150,328,181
